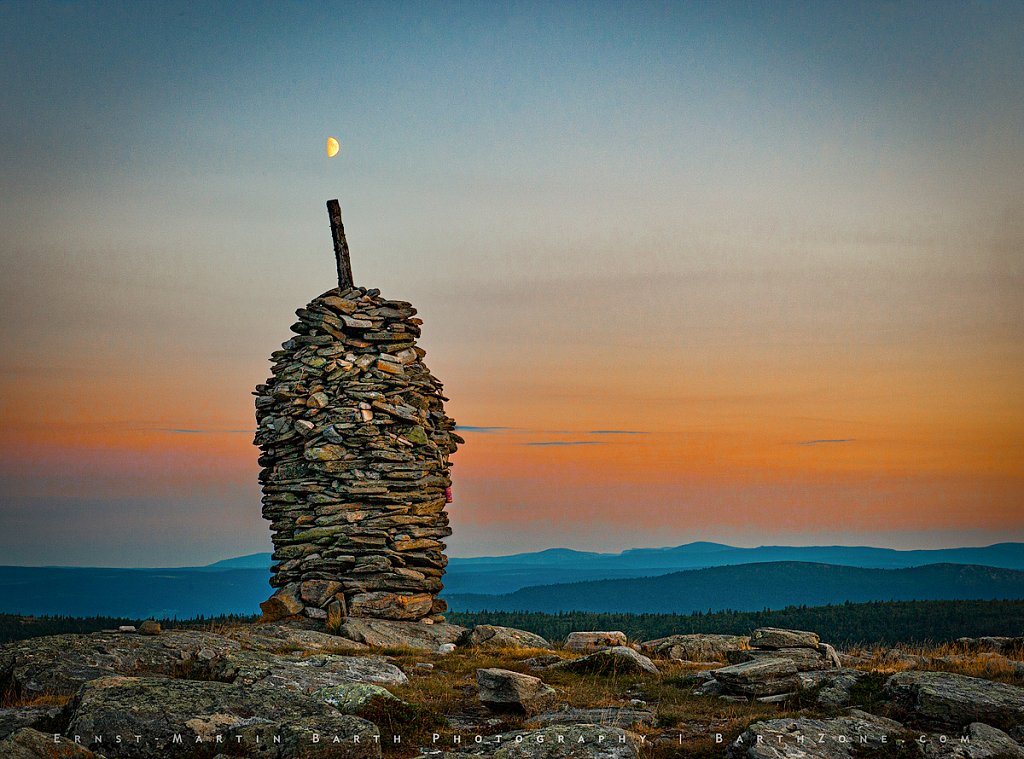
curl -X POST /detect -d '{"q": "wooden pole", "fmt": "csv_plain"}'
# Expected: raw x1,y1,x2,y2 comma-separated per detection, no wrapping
327,199,354,289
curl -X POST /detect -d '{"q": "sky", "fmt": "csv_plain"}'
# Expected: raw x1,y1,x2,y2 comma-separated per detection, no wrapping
1,1,1022,566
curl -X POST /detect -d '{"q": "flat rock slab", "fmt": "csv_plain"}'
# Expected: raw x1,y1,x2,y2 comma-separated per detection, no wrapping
552,647,658,676
0,629,242,697
885,670,1024,731
531,708,656,728
714,657,798,683
477,668,557,715
65,675,380,758
727,646,836,671
640,634,749,661
728,712,907,758
0,705,64,740
312,682,402,714
215,650,408,690
0,728,108,758
336,618,466,651
749,627,821,649
464,625,551,650
227,623,366,653
564,632,628,653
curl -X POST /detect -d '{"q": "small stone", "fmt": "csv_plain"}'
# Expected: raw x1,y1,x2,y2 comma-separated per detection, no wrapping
437,643,456,653
476,668,558,715
117,625,136,633
306,391,329,408
564,631,628,652
464,625,551,650
553,646,659,675
415,662,434,670
138,620,161,636
749,627,820,649
259,584,304,622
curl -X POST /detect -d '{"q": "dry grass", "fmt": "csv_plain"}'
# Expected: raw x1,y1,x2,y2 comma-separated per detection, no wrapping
845,641,1024,685
0,689,72,709
326,646,804,759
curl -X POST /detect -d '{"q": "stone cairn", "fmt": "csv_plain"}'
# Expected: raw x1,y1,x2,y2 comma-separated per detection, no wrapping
255,200,462,625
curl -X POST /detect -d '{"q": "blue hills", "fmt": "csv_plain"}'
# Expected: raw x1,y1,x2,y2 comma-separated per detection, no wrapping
1,542,1023,618
444,561,1024,614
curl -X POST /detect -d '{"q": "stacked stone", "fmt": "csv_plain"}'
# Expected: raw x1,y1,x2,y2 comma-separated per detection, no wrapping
254,285,462,624
725,627,841,671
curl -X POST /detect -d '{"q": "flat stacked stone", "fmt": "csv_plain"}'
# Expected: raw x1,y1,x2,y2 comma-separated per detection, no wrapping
254,285,462,624
726,626,841,671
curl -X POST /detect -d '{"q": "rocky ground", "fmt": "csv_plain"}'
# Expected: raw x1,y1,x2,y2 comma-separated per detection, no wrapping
1,619,1023,758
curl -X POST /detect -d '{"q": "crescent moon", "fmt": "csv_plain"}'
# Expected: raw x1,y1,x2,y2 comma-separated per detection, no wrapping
326,137,340,158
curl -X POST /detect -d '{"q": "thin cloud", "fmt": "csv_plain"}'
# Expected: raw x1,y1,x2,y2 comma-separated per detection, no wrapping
524,441,607,447
588,430,649,435
455,425,515,433
797,439,855,446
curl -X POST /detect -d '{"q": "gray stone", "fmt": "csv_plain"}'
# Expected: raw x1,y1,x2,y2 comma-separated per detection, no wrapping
336,617,466,651
0,629,242,697
464,625,551,650
259,584,304,621
476,668,558,715
230,622,366,653
65,675,380,758
564,632,628,652
714,657,802,698
0,707,64,740
531,707,655,728
715,657,799,684
727,646,832,671
0,728,107,758
552,647,658,675
215,650,408,690
347,591,434,620
885,670,1024,731
693,678,725,696
813,669,867,710
524,655,565,670
639,633,749,661
729,712,908,758
312,682,402,714
924,722,1024,758
749,627,821,649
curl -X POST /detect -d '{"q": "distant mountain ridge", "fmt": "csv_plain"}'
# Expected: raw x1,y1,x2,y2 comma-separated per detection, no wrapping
444,561,1024,614
3,542,1023,619
194,542,1024,594
443,541,1024,594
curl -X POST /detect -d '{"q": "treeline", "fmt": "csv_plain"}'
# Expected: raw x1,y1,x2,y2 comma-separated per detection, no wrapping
4,600,1022,646
0,613,259,644
447,599,1024,646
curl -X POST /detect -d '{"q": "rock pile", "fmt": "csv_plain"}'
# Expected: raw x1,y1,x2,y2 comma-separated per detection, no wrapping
695,627,843,701
254,284,462,624
725,626,841,671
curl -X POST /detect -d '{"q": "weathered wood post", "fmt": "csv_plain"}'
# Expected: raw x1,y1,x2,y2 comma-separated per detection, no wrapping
327,199,354,289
